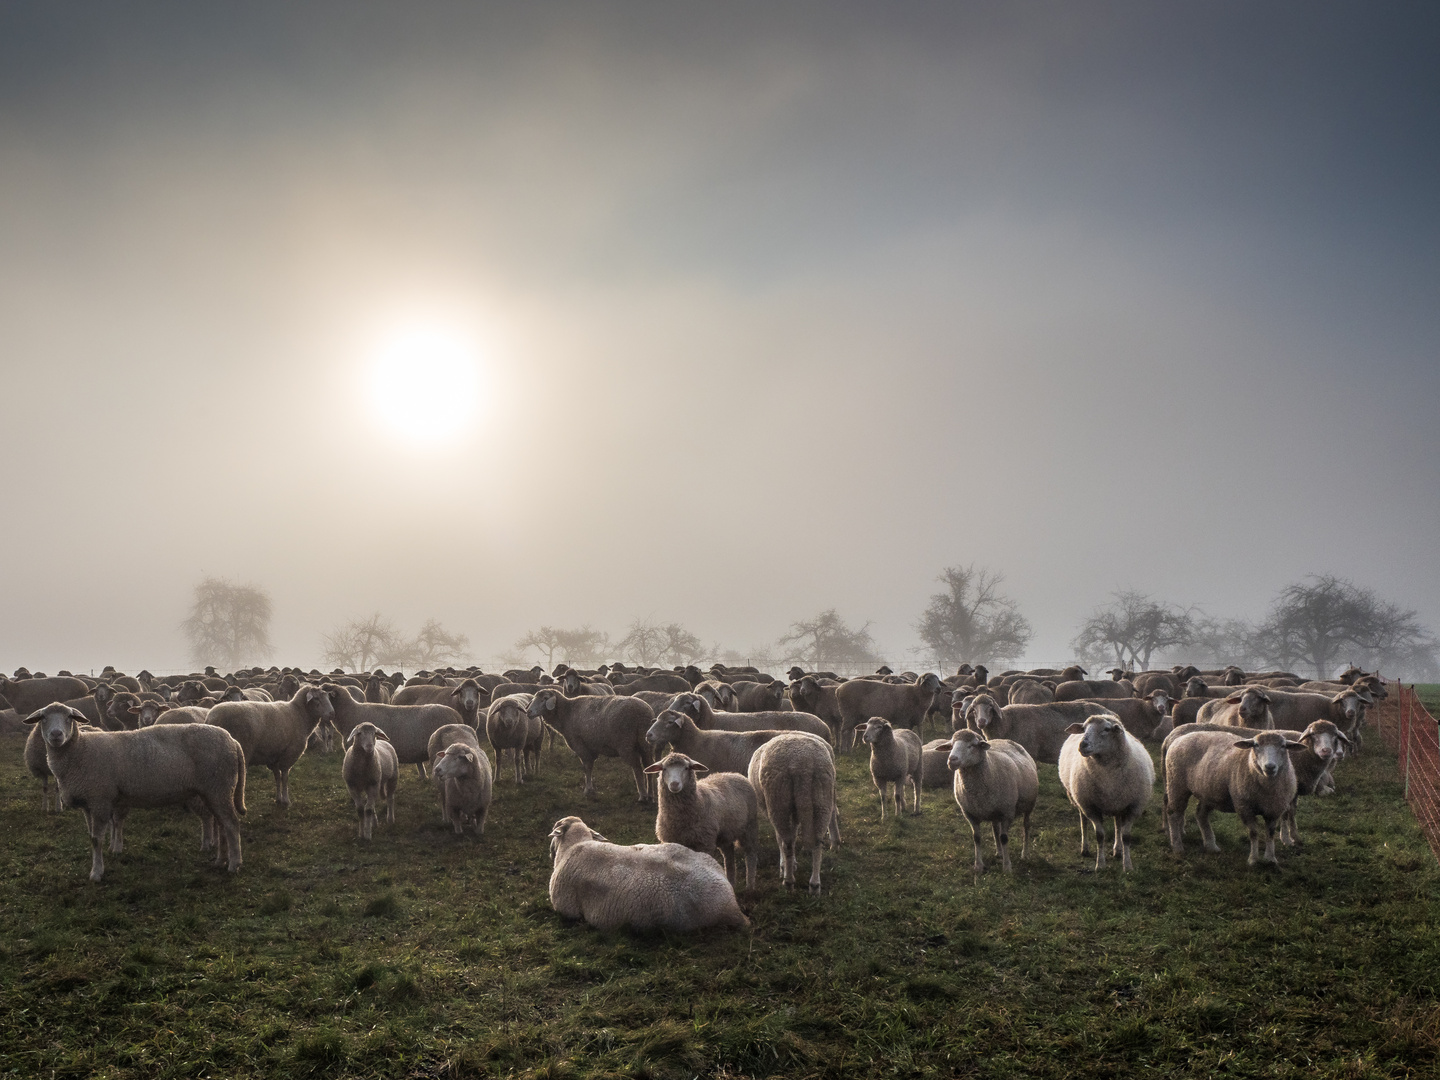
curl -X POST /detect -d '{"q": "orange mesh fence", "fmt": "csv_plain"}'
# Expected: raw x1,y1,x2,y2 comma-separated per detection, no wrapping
1371,681,1440,862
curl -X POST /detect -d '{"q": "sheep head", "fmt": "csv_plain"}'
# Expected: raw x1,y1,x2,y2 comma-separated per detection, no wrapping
947,729,989,769
1233,731,1306,778
645,711,686,749
642,751,708,794
23,702,88,748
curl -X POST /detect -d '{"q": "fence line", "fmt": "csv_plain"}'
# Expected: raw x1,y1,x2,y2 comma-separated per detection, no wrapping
1371,682,1440,862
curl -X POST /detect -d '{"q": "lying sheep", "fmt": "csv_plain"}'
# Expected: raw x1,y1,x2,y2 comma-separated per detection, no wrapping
645,710,788,776
342,722,398,840
207,683,336,807
1057,715,1156,872
644,751,760,888
747,732,839,894
432,742,494,835
947,729,1039,873
527,688,655,803
957,693,1112,765
485,693,544,784
667,692,831,743
861,717,923,818
1163,720,1350,845
1163,728,1305,865
25,702,246,882
835,673,945,749
547,816,749,932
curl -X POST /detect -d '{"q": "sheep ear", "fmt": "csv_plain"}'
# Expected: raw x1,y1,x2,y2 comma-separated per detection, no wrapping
642,762,664,774
1284,740,1307,751
22,707,49,724
589,830,609,843
1065,723,1085,734
343,730,355,747
1233,739,1257,749
689,762,710,774
376,731,391,742
1224,694,1243,704
1336,730,1354,745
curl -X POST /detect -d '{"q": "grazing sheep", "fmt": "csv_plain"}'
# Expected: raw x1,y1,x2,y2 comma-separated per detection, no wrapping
485,693,544,784
747,732,839,894
342,722,398,840
644,710,788,776
321,684,464,779
1163,728,1305,865
1057,715,1156,871
861,717,923,818
644,751,760,888
25,703,246,882
947,729,1039,873
432,742,494,835
667,692,832,743
1059,665,1087,682
957,693,1113,765
835,673,946,749
920,737,956,789
206,683,336,807
526,688,656,803
547,816,749,932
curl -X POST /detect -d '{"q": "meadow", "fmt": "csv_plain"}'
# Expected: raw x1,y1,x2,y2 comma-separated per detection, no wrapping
2,721,1437,1080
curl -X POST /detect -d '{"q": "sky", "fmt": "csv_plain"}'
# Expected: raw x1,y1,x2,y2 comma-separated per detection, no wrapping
1,2,1437,675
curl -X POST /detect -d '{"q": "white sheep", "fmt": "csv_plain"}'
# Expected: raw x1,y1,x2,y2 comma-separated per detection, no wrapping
25,703,246,882
861,717,923,818
342,721,398,840
947,729,1039,874
746,732,839,894
643,751,760,888
485,693,544,784
547,816,749,932
322,683,464,779
207,683,336,806
432,742,494,835
1057,714,1156,872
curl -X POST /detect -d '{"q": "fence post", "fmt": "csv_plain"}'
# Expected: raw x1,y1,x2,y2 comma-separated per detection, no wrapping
1403,685,1412,800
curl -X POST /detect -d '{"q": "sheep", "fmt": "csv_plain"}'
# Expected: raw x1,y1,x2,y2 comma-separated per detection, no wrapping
526,688,656,803
25,702,246,882
206,683,336,807
1132,671,1182,699
342,722,399,839
920,737,956,789
643,751,760,889
644,710,788,776
485,693,544,784
1053,678,1133,701
560,670,616,697
860,717,923,818
391,678,488,730
1162,720,1349,845
1258,688,1372,744
693,680,741,713
956,693,1113,765
547,816,749,932
1006,678,1055,705
747,732,839,894
666,692,832,742
731,680,790,712
363,673,393,703
1075,690,1172,742
1195,687,1277,728
1057,714,1156,871
320,684,464,779
946,729,1039,873
610,670,691,695
0,675,89,715
1163,728,1306,865
835,673,946,749
787,675,844,743
1059,665,1087,682
26,720,75,811
432,742,494,835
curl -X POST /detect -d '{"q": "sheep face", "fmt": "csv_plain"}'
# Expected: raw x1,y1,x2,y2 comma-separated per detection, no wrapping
1336,692,1365,725
1147,690,1172,717
947,730,989,769
1065,715,1126,758
861,718,892,745
304,687,337,724
346,722,386,755
433,744,480,781
527,689,560,719
1300,721,1349,762
1185,677,1208,698
964,695,1003,734
131,702,167,727
1234,732,1306,778
561,671,583,696
787,666,806,681
642,752,707,794
668,693,704,722
24,703,87,748
549,816,605,859
1225,688,1272,725
450,680,483,716
645,712,685,748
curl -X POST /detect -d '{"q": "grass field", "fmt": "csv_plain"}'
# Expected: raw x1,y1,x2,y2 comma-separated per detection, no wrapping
2,722,1438,1080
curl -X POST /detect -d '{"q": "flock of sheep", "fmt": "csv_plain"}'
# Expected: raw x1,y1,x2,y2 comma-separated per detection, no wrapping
2,658,1383,933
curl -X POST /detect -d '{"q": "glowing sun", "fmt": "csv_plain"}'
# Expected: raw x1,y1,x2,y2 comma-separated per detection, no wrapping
367,323,482,445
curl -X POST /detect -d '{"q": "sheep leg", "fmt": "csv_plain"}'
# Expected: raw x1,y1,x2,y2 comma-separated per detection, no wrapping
911,774,922,816
109,811,126,854
1282,800,1299,846
87,809,110,883
354,797,367,839
385,781,396,824
1167,794,1188,853
994,819,1013,874
742,827,758,890
272,767,289,807
416,762,428,780
828,805,842,847
808,843,824,895
891,782,901,820
1117,815,1135,872
1077,808,1092,856
1196,805,1220,853
1090,815,1108,870
512,749,523,785
625,752,654,804
964,812,985,873
1020,811,1032,860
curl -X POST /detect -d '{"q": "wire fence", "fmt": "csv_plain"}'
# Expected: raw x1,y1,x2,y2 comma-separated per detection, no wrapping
1371,681,1440,862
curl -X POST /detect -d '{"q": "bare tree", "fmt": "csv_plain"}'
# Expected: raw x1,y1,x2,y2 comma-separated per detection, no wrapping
778,609,880,674
915,565,1033,670
513,625,611,669
1252,575,1439,680
1182,615,1265,671
411,619,470,668
513,626,566,669
1071,590,1194,671
322,614,410,672
615,618,703,667
181,577,273,670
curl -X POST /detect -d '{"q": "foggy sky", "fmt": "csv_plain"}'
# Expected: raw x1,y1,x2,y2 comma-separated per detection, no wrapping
2,2,1438,674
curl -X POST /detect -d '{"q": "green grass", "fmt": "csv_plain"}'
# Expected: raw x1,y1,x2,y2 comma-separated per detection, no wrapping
1,727,1437,1079
1411,684,1440,714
